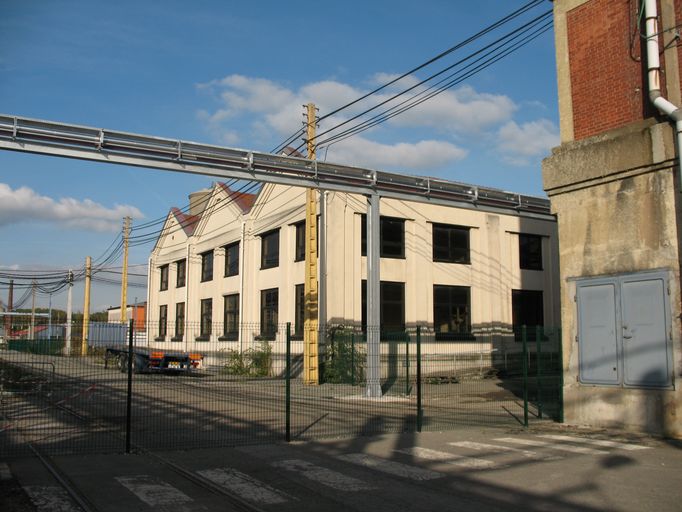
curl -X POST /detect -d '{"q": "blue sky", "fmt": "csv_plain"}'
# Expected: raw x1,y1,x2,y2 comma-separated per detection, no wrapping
0,0,558,312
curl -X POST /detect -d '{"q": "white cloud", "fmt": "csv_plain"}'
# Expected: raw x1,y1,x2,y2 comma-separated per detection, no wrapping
325,136,467,171
497,119,560,165
0,183,144,232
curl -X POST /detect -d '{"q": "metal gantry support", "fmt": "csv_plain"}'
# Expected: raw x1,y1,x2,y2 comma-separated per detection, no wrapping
366,193,382,398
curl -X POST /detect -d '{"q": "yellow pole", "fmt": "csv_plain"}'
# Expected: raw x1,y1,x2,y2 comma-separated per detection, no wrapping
304,103,319,385
82,256,91,356
120,216,131,323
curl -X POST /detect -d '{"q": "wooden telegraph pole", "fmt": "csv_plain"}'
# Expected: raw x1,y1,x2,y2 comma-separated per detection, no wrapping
120,216,131,323
303,103,319,385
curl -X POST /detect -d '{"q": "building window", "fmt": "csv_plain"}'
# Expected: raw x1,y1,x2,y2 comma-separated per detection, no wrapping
176,259,186,288
158,305,167,339
224,242,239,277
159,265,169,291
294,284,305,339
260,288,278,339
361,215,405,258
294,221,306,262
519,234,543,270
261,229,280,269
201,250,214,282
512,290,544,341
433,224,470,264
174,302,185,340
221,294,239,341
433,285,472,340
361,280,405,333
199,298,212,340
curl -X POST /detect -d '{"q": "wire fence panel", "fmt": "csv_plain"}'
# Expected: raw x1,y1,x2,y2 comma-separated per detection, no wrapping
0,318,562,457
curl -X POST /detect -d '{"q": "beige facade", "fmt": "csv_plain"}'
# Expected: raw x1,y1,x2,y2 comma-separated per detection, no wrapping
147,182,559,360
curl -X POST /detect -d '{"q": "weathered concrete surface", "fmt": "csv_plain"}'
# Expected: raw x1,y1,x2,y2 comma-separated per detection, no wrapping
542,118,682,438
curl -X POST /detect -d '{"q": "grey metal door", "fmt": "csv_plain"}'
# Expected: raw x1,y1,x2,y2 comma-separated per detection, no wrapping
621,275,671,387
576,271,672,388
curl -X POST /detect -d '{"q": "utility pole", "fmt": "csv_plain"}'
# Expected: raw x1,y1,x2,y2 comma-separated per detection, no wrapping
65,270,73,356
120,216,131,323
29,279,36,340
5,279,12,340
303,103,319,385
82,256,91,356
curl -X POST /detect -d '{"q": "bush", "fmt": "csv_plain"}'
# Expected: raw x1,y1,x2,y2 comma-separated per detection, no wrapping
324,327,364,384
223,341,272,377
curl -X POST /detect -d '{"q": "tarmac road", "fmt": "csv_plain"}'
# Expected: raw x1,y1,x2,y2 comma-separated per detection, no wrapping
3,425,681,512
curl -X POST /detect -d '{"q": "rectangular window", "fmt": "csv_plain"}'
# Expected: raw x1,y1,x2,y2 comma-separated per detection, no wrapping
294,284,305,339
260,288,278,338
159,265,169,291
221,294,239,341
224,242,239,277
433,285,472,340
174,302,185,340
176,259,186,288
519,234,543,270
260,229,280,269
433,224,470,264
294,221,306,262
361,280,405,333
201,250,214,282
158,305,167,338
512,290,544,341
360,215,405,258
199,298,212,339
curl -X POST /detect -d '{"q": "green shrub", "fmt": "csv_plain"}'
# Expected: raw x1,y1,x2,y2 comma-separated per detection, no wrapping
223,341,272,377
324,327,364,384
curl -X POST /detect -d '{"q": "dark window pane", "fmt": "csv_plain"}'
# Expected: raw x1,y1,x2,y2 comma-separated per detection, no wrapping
295,221,306,262
432,224,470,264
519,234,543,270
433,285,471,340
512,289,544,341
225,242,239,277
360,215,405,258
200,298,212,337
159,305,167,337
175,302,185,338
261,230,280,269
201,251,214,282
361,280,405,332
223,294,239,339
176,259,186,288
260,288,278,337
294,284,305,337
159,265,169,291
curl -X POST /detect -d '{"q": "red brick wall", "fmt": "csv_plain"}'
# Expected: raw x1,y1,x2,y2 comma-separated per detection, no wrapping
567,0,648,140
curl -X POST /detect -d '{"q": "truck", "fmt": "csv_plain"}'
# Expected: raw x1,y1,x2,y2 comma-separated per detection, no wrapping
104,346,203,374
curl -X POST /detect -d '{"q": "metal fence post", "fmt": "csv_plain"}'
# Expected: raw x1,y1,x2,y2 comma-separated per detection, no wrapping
558,326,564,423
405,333,410,396
286,322,291,443
416,326,422,432
126,319,133,454
536,325,543,420
522,325,529,428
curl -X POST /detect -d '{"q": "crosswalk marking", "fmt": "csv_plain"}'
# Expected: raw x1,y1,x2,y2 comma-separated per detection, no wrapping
197,467,291,505
337,453,444,480
537,434,650,451
115,475,193,507
448,441,563,461
23,486,80,512
272,459,376,491
396,447,499,469
494,437,608,455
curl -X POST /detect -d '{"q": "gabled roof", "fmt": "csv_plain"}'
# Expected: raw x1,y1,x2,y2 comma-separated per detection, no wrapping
216,182,257,214
170,207,200,236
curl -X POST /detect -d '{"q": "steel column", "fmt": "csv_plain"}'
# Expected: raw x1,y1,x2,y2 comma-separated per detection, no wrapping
366,193,382,398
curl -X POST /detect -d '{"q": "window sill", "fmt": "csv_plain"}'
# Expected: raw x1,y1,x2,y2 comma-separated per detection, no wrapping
433,259,471,265
224,273,239,278
200,278,213,283
154,336,166,342
218,335,238,342
290,334,303,341
170,336,184,342
255,334,276,342
195,335,211,342
260,265,279,270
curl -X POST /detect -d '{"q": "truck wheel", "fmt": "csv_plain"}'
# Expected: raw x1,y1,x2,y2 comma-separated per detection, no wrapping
118,355,127,373
133,355,145,374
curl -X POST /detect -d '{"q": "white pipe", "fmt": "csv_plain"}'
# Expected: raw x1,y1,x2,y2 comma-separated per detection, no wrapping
644,0,682,189
239,220,246,352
